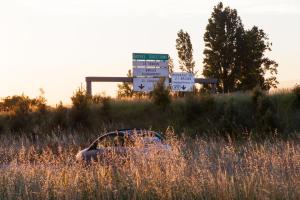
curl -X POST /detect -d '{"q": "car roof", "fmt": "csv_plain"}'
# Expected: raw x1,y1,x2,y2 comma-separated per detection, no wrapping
100,129,163,140
88,129,163,150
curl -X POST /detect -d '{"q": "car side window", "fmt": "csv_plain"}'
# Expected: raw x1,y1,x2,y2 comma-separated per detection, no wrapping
123,134,135,147
97,135,124,148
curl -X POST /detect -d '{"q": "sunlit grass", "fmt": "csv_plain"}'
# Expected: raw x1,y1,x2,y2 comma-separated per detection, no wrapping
0,131,299,199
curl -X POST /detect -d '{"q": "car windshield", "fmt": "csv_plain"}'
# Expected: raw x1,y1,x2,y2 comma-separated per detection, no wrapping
97,135,123,148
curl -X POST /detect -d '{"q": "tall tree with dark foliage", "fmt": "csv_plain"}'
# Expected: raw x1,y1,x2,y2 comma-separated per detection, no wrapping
203,2,278,93
176,29,196,75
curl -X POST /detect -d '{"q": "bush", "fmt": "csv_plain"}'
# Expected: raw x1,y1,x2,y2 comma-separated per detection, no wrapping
183,95,199,122
0,94,50,132
255,95,277,136
251,86,265,105
51,102,68,129
98,96,112,123
292,84,300,107
150,78,171,110
70,87,92,127
219,99,238,137
0,116,5,134
33,91,50,128
250,86,277,135
7,95,33,131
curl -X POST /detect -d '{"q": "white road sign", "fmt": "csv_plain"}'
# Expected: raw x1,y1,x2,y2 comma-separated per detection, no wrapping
133,77,169,92
132,60,168,68
171,72,194,92
133,67,169,77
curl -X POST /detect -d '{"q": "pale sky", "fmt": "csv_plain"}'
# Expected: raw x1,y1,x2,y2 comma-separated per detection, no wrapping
1,0,300,105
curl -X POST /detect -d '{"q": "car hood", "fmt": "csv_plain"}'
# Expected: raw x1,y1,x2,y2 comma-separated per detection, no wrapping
75,148,88,161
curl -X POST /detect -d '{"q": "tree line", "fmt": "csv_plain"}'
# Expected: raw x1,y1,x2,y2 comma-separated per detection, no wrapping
118,2,278,97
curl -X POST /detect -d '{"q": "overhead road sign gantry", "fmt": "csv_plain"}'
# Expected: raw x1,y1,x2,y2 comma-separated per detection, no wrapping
133,53,169,60
85,76,217,95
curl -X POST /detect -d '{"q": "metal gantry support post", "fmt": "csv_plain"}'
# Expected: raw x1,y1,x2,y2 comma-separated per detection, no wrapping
86,79,92,96
211,83,217,94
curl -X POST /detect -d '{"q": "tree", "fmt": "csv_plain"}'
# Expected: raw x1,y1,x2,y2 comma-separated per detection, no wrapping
70,86,92,127
168,56,175,75
203,2,243,93
236,26,278,90
176,29,196,74
203,2,278,93
117,70,134,98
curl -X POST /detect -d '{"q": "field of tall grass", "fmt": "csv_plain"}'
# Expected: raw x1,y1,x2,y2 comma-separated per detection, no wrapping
0,130,299,199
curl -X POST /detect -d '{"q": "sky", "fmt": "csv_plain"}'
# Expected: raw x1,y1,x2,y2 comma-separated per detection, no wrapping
0,0,300,105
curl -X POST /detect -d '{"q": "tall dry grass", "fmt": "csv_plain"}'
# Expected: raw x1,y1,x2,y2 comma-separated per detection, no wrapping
0,132,299,200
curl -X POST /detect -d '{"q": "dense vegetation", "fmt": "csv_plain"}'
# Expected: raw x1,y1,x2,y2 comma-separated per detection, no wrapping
1,86,300,140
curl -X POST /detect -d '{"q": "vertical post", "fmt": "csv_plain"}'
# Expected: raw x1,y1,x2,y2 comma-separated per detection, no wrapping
86,80,92,96
211,83,216,94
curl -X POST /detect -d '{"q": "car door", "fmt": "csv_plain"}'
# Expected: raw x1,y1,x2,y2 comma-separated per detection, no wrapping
96,133,127,163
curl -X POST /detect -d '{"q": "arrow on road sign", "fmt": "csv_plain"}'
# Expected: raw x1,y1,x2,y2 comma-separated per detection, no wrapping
133,77,169,92
138,84,145,90
181,85,186,90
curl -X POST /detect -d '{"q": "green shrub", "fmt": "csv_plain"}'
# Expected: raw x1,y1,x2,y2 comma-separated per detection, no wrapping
184,95,200,123
70,87,92,127
0,116,5,134
292,84,300,107
183,94,214,123
255,95,277,137
0,94,50,132
8,96,33,131
150,78,171,110
51,102,68,129
99,96,112,123
219,99,238,137
91,94,103,104
251,86,265,105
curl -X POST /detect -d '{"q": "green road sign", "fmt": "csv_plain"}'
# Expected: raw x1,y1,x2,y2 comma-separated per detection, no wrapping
133,53,169,60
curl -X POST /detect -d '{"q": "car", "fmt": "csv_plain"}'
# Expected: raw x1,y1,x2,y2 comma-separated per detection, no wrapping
76,129,171,162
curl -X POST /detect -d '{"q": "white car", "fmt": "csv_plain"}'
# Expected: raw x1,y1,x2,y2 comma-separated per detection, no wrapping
76,129,170,162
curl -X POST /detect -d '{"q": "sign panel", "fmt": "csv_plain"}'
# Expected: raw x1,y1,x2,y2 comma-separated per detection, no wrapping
132,60,168,68
133,77,169,92
133,67,169,77
171,72,194,92
133,53,169,60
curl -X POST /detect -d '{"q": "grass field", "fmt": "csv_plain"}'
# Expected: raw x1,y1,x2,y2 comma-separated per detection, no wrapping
0,131,299,200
